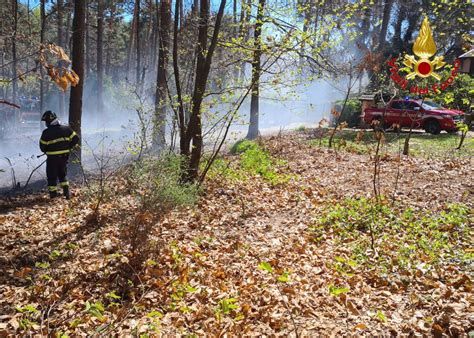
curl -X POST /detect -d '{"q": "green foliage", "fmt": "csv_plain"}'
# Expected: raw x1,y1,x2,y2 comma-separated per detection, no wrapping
215,298,242,321
258,261,273,273
85,301,105,320
230,139,259,154
308,128,474,158
232,140,290,185
202,157,245,182
333,99,362,128
329,285,350,296
130,154,199,211
310,198,472,274
207,140,291,185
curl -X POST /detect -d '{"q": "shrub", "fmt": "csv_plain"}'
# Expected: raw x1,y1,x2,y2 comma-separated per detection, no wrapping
332,99,362,127
130,154,199,212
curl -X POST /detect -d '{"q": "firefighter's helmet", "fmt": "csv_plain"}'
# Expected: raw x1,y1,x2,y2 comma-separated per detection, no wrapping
41,110,57,123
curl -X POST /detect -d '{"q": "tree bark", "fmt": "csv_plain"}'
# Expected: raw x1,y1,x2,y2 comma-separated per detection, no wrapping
85,0,91,77
378,0,393,52
69,0,86,169
40,0,46,118
105,8,114,76
11,0,18,105
182,0,227,181
392,3,405,53
97,0,104,120
57,0,66,118
246,0,265,140
136,0,141,85
403,12,418,45
153,0,171,149
126,1,139,80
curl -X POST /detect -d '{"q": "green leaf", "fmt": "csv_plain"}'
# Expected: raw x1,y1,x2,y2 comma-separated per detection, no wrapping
35,262,50,269
258,261,273,273
147,310,163,319
106,291,121,300
277,271,290,283
376,310,387,322
329,285,350,296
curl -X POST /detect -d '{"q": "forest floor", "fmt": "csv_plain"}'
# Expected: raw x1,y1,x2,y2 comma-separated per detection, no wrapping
0,129,473,336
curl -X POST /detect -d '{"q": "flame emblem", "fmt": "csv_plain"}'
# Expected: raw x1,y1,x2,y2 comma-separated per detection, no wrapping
403,17,446,80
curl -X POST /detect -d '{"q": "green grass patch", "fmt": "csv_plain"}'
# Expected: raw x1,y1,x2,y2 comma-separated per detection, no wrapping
309,198,473,275
207,140,291,185
309,128,474,158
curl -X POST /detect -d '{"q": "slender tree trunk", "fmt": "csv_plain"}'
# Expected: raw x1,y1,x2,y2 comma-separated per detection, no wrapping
153,0,171,149
105,9,114,76
183,0,227,181
85,0,91,77
126,1,139,80
40,0,45,119
378,0,393,52
403,12,418,45
12,0,18,105
179,0,184,27
65,7,72,52
151,0,159,78
233,0,237,23
97,0,104,120
136,0,141,85
192,0,199,16
246,0,265,140
57,0,66,118
392,3,405,53
69,0,86,170
172,0,186,153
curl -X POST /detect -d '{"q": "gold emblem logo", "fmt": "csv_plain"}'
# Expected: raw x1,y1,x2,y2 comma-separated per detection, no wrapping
403,17,446,80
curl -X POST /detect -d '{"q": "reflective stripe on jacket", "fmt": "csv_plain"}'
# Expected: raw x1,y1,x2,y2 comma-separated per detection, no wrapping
39,124,79,156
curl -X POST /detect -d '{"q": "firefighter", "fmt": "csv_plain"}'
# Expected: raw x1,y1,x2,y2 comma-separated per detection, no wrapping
39,111,79,199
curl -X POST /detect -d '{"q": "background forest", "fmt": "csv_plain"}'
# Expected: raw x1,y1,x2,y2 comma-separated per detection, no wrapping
1,0,472,169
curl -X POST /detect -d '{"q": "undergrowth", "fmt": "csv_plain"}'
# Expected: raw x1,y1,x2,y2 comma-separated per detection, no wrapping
309,198,473,274
308,128,474,158
206,140,291,185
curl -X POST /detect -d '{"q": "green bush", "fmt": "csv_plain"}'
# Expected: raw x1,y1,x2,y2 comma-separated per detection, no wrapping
130,154,199,212
333,99,362,128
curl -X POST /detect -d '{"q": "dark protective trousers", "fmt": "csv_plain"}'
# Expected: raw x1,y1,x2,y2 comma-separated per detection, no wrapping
46,155,69,193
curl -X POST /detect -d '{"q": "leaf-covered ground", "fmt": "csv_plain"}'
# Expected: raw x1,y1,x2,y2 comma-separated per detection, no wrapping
0,131,473,336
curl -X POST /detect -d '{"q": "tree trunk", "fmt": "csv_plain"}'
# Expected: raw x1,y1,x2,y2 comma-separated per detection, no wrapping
11,0,18,105
182,0,227,181
403,12,418,45
40,0,46,119
85,0,91,77
69,0,86,170
246,0,265,140
105,9,114,76
97,0,104,121
57,0,66,119
392,3,405,53
153,0,171,149
378,0,393,52
126,1,139,80
136,0,141,85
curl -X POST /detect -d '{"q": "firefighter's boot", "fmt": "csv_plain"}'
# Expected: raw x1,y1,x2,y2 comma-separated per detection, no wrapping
49,191,59,199
63,186,70,200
